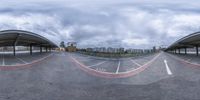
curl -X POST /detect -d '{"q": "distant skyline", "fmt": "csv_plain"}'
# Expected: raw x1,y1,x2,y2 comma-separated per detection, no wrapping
0,0,200,49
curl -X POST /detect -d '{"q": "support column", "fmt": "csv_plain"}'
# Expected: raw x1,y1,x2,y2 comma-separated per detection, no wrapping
184,47,187,54
49,47,51,52
13,45,16,56
40,46,42,53
175,49,177,54
178,48,181,54
196,45,199,56
46,47,47,52
30,44,32,55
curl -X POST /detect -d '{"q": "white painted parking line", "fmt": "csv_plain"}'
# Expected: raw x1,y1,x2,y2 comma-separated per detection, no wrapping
16,57,28,64
115,61,121,74
88,61,107,68
164,59,172,75
130,59,142,67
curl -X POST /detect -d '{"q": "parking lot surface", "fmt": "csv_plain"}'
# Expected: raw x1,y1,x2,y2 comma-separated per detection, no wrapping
0,52,200,100
0,52,51,66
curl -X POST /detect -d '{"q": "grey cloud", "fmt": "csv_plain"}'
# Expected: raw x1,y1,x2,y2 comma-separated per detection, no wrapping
0,0,200,48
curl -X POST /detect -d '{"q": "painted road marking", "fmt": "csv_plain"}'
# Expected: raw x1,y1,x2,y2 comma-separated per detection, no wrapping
88,61,107,68
96,68,106,72
164,59,172,75
130,59,142,67
116,61,121,74
16,57,28,64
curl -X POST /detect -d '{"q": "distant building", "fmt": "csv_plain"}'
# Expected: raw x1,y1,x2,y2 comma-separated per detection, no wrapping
126,49,132,53
86,48,93,52
67,42,77,52
113,48,119,53
153,46,156,52
99,47,106,52
92,47,99,52
119,48,125,53
107,47,115,53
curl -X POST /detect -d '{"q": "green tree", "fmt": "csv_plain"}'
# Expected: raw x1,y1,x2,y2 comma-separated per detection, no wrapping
60,41,65,48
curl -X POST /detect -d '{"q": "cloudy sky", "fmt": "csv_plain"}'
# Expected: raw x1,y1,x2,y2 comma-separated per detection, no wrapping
1,0,200,49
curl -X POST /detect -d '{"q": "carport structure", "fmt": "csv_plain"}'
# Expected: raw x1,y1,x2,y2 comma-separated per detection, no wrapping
166,32,200,56
0,30,58,56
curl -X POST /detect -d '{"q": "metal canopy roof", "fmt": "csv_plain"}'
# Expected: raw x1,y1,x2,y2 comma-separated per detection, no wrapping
167,32,200,50
0,30,58,48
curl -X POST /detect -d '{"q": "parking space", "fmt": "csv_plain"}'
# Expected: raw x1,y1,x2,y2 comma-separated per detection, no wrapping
71,53,159,73
118,60,140,72
4,54,23,65
1,51,200,100
91,60,119,73
169,53,200,64
83,59,106,67
0,52,52,66
15,53,50,63
130,54,157,65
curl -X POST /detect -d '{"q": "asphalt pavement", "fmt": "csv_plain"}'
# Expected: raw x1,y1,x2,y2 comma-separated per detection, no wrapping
0,51,199,100
0,52,51,66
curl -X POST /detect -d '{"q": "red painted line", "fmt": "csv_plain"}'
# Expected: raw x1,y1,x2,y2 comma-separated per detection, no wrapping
70,53,161,78
0,54,53,71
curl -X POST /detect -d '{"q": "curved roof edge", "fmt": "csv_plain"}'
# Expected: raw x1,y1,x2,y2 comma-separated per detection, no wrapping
166,31,200,50
0,29,58,48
